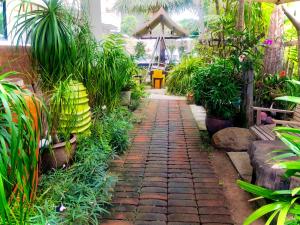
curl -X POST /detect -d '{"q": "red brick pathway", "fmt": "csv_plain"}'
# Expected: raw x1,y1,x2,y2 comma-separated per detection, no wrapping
103,100,233,225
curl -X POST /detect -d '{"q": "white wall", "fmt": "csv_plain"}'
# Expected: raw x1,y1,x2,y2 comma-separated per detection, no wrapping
101,0,121,32
85,0,103,40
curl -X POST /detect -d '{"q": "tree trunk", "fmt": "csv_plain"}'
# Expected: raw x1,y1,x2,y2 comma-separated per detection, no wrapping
215,0,220,15
193,0,205,40
263,6,284,75
246,69,254,127
237,0,251,126
298,31,300,78
237,0,245,31
282,5,300,78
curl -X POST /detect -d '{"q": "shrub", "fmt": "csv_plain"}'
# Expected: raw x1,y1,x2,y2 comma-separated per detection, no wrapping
167,56,204,95
28,136,116,225
134,42,146,59
75,33,137,109
0,72,43,224
102,108,133,154
129,82,147,111
255,72,300,109
13,0,78,89
193,58,240,119
28,107,133,224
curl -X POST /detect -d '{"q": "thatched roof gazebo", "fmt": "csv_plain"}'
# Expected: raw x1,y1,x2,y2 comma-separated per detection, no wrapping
133,7,188,74
133,7,188,39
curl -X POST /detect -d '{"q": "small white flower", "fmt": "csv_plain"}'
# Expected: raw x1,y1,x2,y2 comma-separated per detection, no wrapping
59,204,67,212
239,54,246,62
102,105,107,110
62,164,66,169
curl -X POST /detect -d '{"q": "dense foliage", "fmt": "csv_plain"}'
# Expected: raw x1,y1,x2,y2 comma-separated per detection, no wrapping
179,18,199,36
255,73,300,109
134,41,146,59
28,108,133,224
74,25,137,109
193,58,240,119
12,0,77,88
167,56,204,95
0,72,42,224
121,15,138,35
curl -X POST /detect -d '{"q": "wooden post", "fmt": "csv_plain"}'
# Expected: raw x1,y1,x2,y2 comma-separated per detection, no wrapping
245,69,254,127
237,0,245,31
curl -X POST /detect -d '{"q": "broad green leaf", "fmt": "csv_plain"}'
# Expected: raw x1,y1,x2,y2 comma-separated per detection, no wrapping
276,96,300,104
244,202,287,225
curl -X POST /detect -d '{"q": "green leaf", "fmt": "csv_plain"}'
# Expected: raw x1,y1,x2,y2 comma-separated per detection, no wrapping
292,187,300,196
276,96,300,104
244,202,287,225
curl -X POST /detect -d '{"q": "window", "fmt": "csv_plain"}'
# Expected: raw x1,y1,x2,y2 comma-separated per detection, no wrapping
0,0,7,39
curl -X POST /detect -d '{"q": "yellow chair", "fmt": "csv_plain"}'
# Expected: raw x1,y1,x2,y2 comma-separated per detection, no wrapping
152,69,165,89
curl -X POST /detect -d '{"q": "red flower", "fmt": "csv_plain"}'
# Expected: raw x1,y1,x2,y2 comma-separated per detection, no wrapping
279,70,286,78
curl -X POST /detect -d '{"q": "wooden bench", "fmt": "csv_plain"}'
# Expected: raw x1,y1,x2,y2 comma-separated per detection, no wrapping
250,105,300,140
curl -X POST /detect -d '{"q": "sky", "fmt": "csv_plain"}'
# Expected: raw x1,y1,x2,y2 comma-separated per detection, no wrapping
171,9,198,22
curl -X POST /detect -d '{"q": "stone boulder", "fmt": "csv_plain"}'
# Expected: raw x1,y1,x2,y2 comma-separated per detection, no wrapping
249,140,295,190
212,127,257,151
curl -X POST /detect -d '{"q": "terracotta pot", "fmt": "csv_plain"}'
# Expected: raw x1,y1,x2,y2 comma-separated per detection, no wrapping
206,116,233,136
186,93,194,104
42,135,77,171
121,91,131,106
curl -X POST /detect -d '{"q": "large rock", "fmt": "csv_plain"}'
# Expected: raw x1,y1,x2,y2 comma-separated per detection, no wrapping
212,127,257,152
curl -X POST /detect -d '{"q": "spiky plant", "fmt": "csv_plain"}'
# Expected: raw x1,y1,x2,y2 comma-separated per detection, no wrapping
0,72,43,224
12,0,79,89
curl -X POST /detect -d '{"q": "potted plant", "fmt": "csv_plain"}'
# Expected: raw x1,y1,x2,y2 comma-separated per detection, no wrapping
186,90,194,104
121,79,135,106
12,0,77,90
193,58,240,135
41,80,79,171
120,59,138,106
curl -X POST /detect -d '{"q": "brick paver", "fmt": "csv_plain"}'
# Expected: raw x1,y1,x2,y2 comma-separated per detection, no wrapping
103,100,233,225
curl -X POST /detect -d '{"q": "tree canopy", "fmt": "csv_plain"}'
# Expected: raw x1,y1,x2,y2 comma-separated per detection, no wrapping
121,15,138,35
114,0,193,14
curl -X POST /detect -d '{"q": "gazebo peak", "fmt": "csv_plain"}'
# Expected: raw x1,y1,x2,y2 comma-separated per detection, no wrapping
133,7,188,39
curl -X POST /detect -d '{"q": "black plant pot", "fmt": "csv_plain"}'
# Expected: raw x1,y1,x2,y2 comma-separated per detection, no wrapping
206,116,233,136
